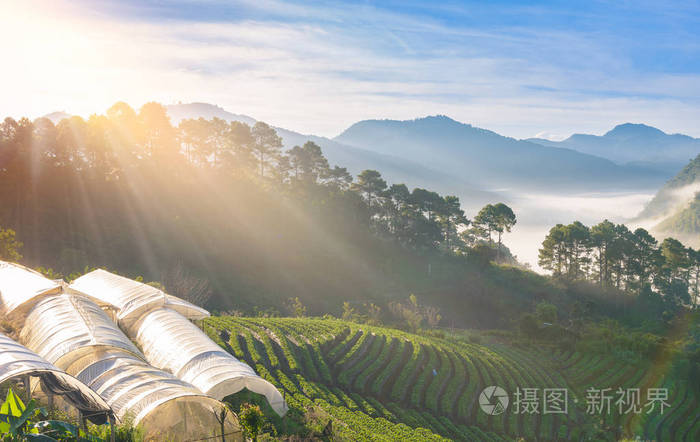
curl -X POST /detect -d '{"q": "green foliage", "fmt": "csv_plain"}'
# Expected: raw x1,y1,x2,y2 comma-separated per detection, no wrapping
0,388,89,441
204,315,700,441
285,297,306,318
535,301,557,323
0,227,22,261
539,218,700,313
88,414,143,442
577,320,663,361
0,388,44,436
239,403,266,442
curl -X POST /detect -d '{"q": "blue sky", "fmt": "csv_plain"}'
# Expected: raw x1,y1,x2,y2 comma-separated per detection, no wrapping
2,0,700,139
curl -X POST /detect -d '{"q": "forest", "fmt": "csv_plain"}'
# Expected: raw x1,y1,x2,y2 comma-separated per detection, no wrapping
0,101,698,327
0,102,519,316
539,220,700,308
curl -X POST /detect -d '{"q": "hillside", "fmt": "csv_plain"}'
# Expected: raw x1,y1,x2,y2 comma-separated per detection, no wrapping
166,103,496,206
527,123,700,175
202,316,700,441
335,116,667,192
637,154,700,245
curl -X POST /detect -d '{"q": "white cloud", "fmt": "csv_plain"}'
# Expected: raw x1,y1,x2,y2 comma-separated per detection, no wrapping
1,0,700,140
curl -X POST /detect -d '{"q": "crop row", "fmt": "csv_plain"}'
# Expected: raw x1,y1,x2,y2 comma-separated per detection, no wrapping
207,316,630,440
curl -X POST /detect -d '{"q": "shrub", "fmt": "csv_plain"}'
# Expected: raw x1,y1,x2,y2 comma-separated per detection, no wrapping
239,403,266,442
285,297,306,317
535,301,557,324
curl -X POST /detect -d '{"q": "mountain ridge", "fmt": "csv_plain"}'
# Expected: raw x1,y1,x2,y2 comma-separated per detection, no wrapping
335,115,667,192
527,122,700,174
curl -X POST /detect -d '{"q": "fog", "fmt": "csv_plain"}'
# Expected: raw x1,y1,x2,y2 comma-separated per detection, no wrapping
470,191,656,272
634,182,700,231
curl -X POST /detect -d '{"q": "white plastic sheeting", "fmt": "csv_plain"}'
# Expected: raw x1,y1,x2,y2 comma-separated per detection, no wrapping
128,308,288,416
0,332,112,421
17,293,240,437
69,349,239,440
0,261,61,319
69,269,209,329
1,263,281,437
19,294,143,368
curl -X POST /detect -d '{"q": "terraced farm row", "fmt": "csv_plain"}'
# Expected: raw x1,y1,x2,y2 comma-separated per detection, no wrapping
545,348,700,441
202,317,697,441
202,317,599,441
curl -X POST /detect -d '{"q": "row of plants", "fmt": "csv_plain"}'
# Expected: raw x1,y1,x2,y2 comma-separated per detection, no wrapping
409,345,439,408
369,339,410,396
354,337,399,392
424,348,452,413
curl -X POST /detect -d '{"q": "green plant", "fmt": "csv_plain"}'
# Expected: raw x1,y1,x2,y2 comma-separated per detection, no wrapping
239,403,265,442
1,387,46,437
0,387,96,441
286,298,306,318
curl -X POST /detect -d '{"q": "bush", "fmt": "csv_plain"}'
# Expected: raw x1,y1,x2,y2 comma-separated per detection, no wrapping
535,301,557,324
239,403,266,442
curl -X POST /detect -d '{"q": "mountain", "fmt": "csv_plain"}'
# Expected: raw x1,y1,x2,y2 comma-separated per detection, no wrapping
637,154,700,245
335,116,667,192
42,111,71,124
527,123,700,175
165,103,496,206
165,102,256,126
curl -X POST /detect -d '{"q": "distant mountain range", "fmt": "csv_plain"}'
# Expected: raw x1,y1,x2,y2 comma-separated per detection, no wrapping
44,103,698,202
164,104,496,206
335,115,667,192
527,123,700,175
636,154,700,246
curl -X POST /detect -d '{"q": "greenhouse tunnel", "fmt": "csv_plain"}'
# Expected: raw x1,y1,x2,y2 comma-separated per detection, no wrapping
70,269,288,416
18,293,240,439
1,261,242,440
0,332,113,425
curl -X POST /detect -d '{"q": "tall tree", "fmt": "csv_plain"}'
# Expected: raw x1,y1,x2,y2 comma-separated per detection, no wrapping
491,203,516,259
207,117,229,168
437,195,469,251
325,166,353,191
352,170,387,210
225,121,254,170
138,102,178,161
539,224,568,277
590,219,616,287
629,228,659,293
410,188,443,222
563,221,591,280
250,122,282,177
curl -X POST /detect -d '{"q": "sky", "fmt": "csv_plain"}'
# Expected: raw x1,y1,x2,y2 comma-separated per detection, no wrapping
2,0,700,139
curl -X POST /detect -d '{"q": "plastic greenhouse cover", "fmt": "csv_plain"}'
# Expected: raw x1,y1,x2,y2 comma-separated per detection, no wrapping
68,348,240,440
69,269,209,329
19,294,143,366
72,349,215,425
15,292,231,429
0,261,62,319
128,308,288,416
0,332,112,421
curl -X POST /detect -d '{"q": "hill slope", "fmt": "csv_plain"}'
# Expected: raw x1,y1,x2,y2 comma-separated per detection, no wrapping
527,123,700,175
335,116,666,192
202,316,698,441
638,154,700,245
164,103,495,206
